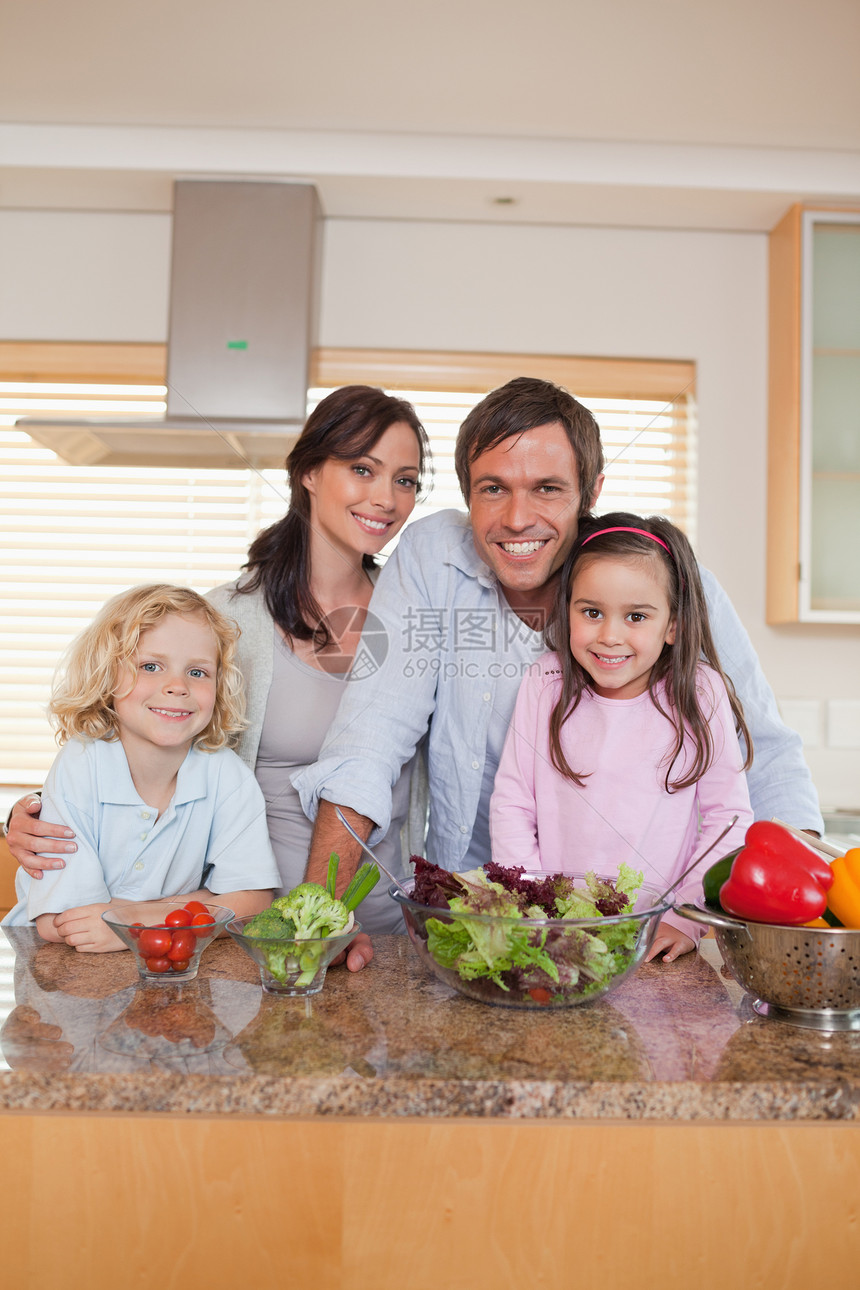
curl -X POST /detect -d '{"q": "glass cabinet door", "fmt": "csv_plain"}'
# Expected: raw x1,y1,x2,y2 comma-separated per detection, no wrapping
801,211,860,620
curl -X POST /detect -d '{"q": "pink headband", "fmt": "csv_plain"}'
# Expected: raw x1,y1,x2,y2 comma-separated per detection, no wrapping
579,526,672,555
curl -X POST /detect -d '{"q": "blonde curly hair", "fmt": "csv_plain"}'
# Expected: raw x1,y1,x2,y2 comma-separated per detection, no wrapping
50,585,246,752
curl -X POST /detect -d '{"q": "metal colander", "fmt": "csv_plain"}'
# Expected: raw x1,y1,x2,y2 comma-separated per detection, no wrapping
678,903,860,1030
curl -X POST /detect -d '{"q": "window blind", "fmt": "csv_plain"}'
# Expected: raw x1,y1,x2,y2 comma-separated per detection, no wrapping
0,344,695,787
0,383,288,785
389,389,695,533
317,348,697,535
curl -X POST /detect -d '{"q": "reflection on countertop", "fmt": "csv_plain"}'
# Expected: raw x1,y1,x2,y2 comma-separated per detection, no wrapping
2,929,860,1121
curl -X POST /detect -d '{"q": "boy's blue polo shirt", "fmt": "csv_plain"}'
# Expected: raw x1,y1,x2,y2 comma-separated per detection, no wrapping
4,736,279,924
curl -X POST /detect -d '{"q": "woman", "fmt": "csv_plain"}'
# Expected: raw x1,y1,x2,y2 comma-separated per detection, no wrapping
208,384,430,934
7,385,431,950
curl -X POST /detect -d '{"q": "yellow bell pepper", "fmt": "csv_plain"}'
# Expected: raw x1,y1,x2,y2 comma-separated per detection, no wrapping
826,848,860,928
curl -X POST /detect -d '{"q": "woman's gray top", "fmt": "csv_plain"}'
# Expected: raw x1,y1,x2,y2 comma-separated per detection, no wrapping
207,578,423,934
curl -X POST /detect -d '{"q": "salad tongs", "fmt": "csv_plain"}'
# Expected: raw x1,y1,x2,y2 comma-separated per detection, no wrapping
335,806,411,897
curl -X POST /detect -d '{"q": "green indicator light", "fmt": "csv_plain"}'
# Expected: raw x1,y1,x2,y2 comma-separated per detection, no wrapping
227,340,249,350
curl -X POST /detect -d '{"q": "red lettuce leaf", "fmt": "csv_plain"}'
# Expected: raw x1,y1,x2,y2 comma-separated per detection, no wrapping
482,862,578,916
410,855,466,909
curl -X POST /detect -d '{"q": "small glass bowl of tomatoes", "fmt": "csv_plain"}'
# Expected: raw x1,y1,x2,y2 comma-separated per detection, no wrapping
101,898,235,983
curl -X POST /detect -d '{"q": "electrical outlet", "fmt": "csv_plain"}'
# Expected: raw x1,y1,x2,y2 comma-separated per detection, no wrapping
778,699,821,748
827,701,860,750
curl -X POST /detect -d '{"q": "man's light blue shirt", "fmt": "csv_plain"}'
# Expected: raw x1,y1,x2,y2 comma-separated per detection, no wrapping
294,510,823,871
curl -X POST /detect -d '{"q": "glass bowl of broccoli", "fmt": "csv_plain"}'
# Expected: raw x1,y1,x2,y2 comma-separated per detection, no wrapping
226,912,362,996
226,858,376,995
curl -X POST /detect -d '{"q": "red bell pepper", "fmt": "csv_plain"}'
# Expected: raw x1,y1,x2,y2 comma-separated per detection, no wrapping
719,820,833,925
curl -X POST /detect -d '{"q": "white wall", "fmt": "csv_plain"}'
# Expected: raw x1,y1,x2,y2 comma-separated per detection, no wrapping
0,211,171,340
2,209,858,810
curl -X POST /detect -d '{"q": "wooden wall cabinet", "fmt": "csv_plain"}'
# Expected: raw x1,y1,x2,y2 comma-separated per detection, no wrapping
767,205,860,623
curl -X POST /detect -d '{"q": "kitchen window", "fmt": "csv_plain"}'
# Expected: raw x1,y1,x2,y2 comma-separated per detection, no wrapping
0,343,696,788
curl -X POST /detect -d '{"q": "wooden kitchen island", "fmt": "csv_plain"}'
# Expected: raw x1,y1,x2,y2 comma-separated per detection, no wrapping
2,928,859,1289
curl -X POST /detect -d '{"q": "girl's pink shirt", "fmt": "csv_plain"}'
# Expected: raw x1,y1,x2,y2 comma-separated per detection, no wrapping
489,654,753,940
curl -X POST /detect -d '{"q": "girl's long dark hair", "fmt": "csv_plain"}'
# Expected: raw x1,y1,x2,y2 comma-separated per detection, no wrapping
236,385,430,647
545,512,753,791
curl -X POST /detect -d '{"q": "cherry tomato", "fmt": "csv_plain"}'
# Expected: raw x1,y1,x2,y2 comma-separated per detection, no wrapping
128,923,144,939
165,909,192,928
183,900,208,916
169,959,190,973
138,928,172,957
145,957,171,973
528,987,552,1004
190,912,216,937
167,930,196,961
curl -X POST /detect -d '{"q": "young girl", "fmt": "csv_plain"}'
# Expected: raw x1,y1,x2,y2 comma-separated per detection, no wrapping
489,513,754,963
3,585,280,950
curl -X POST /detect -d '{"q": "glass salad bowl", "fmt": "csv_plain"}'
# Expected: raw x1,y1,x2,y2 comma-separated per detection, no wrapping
391,874,671,1009
226,916,362,996
102,898,235,983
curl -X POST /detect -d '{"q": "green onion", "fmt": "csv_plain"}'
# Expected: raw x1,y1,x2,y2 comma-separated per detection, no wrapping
326,852,339,900
341,862,380,912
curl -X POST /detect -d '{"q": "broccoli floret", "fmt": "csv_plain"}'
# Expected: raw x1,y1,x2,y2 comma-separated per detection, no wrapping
242,908,299,982
272,885,351,939
261,942,293,984
243,908,296,940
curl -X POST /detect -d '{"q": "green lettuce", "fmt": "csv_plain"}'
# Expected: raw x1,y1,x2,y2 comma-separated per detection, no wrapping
427,897,560,991
418,861,646,1002
554,890,601,920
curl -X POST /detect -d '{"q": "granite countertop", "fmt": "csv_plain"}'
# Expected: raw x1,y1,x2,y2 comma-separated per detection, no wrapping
2,928,860,1121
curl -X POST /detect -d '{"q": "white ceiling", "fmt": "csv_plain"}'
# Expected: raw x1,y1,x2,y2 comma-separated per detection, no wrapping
1,0,859,230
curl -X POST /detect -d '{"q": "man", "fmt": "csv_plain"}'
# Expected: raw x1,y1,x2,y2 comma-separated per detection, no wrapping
293,378,822,966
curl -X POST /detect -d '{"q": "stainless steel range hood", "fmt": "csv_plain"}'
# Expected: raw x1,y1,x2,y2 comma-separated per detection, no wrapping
20,179,322,469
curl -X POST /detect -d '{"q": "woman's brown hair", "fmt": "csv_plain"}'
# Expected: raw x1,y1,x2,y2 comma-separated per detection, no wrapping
545,512,753,791
236,385,431,648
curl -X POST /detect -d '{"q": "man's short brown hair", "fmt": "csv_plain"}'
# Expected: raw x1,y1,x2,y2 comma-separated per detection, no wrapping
454,377,604,515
